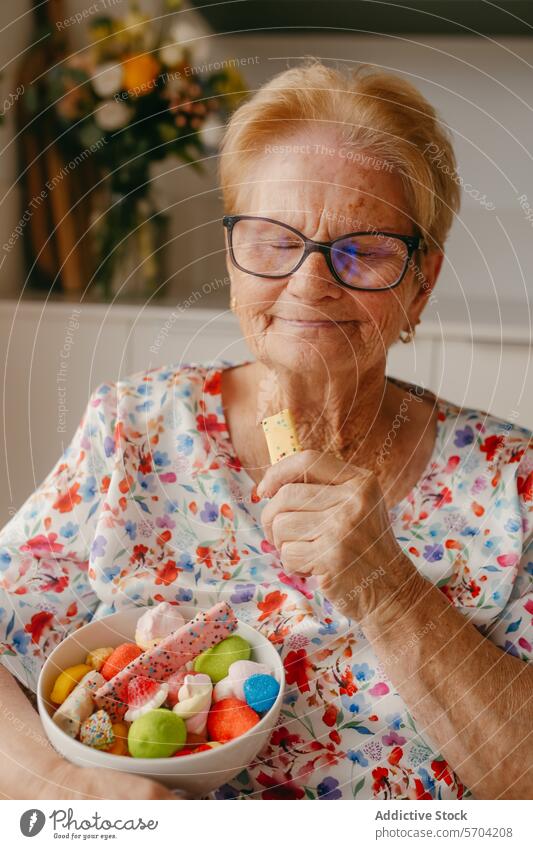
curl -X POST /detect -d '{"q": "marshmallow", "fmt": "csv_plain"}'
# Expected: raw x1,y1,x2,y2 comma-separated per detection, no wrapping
135,602,186,650
52,671,104,738
214,660,270,702
173,673,212,735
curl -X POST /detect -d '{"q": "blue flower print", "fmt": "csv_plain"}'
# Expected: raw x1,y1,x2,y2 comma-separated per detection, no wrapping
103,435,115,458
200,501,219,522
59,522,78,539
177,553,194,572
177,434,194,455
341,691,369,715
125,521,137,541
137,472,156,493
230,584,256,604
423,544,444,562
352,662,374,682
102,565,120,583
91,535,107,558
12,629,30,654
153,451,170,467
80,476,97,501
0,549,12,570
347,749,369,767
454,425,474,447
317,777,342,799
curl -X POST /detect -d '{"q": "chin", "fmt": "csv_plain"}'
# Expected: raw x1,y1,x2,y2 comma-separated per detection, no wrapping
265,334,360,375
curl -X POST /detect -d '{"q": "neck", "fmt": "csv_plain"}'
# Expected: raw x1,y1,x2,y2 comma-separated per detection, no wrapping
253,360,390,464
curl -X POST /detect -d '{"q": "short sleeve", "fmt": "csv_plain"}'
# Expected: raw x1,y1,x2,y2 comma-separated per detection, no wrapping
0,383,117,691
483,443,533,663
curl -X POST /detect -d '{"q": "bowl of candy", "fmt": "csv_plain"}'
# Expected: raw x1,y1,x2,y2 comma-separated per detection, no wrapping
37,602,285,797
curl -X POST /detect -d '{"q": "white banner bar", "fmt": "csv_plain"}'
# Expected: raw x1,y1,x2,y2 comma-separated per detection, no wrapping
3,799,530,848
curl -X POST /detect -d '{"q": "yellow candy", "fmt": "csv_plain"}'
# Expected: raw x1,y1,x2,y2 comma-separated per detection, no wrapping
261,409,301,464
107,722,129,756
85,646,114,672
50,664,92,705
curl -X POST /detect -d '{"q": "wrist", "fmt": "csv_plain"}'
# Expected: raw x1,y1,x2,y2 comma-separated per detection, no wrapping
350,553,429,626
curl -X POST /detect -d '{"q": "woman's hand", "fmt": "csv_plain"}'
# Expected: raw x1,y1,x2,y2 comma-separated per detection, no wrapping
258,449,420,620
41,760,180,800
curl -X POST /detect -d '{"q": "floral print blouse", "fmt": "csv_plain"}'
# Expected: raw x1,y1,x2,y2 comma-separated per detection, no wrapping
0,363,532,801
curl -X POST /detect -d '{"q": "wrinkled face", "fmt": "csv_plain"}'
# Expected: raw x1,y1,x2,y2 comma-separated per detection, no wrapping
226,129,441,379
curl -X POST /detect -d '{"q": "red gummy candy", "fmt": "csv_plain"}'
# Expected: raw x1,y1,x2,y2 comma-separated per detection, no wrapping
207,697,260,743
101,643,142,681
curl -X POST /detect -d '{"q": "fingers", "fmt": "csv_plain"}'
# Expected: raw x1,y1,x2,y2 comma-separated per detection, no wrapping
257,449,363,498
279,540,317,576
269,510,330,548
262,484,345,542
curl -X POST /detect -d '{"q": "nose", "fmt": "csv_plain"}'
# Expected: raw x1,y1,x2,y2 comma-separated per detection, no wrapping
285,250,342,302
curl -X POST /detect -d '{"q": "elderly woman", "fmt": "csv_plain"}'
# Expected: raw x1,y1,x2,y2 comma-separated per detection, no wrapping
0,63,532,801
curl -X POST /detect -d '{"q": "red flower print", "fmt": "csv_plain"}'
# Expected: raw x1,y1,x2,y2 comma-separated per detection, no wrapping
196,545,212,568
372,767,389,794
329,729,341,745
118,475,134,494
256,770,305,800
130,544,148,564
480,434,505,461
257,590,287,621
468,579,481,598
52,483,82,513
101,475,110,493
270,726,303,750
431,758,453,786
41,575,69,593
196,413,227,435
220,503,233,520
139,453,152,474
20,533,64,555
435,487,453,508
25,611,54,644
66,602,77,618
518,470,533,502
414,778,433,800
444,455,460,473
388,746,403,766
156,530,172,547
322,704,338,727
471,501,485,516
155,560,178,586
445,539,462,550
203,371,221,395
284,648,312,693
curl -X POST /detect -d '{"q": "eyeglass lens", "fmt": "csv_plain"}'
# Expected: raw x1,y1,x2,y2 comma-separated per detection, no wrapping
231,219,409,289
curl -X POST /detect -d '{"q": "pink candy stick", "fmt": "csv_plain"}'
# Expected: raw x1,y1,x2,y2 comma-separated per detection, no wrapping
94,601,237,720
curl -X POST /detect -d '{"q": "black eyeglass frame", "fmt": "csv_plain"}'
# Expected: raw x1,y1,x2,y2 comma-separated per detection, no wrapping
223,214,427,292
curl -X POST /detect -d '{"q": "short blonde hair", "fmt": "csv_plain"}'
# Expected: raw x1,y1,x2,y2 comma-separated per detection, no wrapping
220,61,461,250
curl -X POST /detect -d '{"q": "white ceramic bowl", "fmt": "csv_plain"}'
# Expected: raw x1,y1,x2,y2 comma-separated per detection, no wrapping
37,606,285,797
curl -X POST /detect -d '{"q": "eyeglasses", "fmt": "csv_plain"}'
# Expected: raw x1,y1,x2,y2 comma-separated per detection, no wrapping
223,215,426,292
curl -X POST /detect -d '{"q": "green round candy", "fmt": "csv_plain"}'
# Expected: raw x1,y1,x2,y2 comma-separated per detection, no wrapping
128,709,186,758
194,635,251,683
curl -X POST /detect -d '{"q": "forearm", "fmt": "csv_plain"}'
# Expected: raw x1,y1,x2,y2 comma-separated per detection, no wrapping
0,665,69,799
359,557,533,800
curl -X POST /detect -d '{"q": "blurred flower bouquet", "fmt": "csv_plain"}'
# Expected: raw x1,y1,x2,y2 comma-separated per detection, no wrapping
43,1,246,298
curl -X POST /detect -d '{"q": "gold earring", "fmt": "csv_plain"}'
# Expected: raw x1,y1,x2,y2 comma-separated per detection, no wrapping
230,295,237,311
399,327,415,344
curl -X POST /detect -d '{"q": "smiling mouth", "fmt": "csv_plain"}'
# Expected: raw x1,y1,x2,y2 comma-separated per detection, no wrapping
274,317,357,327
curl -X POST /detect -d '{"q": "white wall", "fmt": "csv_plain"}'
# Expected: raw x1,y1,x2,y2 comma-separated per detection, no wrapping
54,4,533,305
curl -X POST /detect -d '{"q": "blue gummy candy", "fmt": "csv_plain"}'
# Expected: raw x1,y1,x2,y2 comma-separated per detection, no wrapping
243,674,280,713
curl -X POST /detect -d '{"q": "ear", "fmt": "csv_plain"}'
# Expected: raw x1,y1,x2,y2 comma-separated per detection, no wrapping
407,250,443,324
